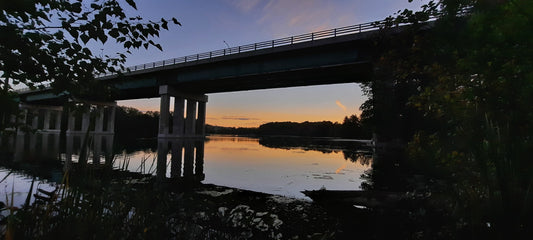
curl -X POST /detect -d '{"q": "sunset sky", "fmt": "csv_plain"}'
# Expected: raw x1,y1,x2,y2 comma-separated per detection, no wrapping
114,0,429,127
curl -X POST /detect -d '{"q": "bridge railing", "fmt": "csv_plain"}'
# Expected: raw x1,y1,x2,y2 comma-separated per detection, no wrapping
96,19,401,78
15,83,52,94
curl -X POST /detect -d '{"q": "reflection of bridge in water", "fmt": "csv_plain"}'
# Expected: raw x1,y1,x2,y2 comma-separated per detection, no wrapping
157,139,205,182
0,133,205,183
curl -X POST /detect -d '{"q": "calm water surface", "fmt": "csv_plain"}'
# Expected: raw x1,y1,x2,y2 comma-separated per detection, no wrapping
0,133,372,205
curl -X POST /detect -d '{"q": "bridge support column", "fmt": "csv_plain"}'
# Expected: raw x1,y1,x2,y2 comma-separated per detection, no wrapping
93,134,102,164
95,106,104,133
197,102,207,135
67,111,76,133
66,101,116,135
39,108,63,132
158,85,208,138
31,110,39,130
55,111,62,130
107,106,116,134
43,110,51,130
159,93,171,136
42,133,49,155
173,97,185,135
14,133,25,161
81,112,90,133
185,100,197,135
2,115,17,132
17,104,63,133
16,109,27,135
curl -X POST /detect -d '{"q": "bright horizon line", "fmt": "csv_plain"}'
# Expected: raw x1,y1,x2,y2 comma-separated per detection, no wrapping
121,104,361,128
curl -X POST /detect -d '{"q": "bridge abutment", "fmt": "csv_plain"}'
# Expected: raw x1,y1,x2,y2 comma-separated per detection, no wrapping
158,85,208,138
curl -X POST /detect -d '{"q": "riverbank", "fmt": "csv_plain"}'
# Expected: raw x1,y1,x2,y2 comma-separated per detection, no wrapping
8,174,347,239
3,165,488,239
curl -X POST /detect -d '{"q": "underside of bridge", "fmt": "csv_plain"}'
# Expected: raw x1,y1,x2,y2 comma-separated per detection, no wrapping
111,61,372,100
103,34,376,100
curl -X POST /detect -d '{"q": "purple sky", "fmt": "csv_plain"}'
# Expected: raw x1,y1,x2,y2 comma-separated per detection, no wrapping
111,0,429,127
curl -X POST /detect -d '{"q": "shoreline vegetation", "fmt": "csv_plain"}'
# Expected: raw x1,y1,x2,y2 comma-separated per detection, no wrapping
0,163,441,240
0,165,339,239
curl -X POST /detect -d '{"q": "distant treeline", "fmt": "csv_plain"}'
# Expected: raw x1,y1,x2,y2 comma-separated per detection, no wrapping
208,115,371,139
115,106,371,139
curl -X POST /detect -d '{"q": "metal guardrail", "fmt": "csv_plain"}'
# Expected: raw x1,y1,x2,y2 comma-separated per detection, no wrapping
16,83,52,94
97,20,396,78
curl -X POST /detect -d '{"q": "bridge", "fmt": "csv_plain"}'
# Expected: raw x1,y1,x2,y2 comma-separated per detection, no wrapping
12,19,419,138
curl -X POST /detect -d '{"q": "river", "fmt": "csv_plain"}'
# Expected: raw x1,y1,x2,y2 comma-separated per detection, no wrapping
0,133,373,206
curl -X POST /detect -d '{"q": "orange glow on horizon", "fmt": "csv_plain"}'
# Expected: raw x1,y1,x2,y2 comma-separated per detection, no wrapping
119,105,361,128
206,109,361,128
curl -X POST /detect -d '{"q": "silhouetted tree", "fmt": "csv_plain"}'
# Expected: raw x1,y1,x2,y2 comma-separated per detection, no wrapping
115,106,159,139
0,0,180,130
362,0,533,237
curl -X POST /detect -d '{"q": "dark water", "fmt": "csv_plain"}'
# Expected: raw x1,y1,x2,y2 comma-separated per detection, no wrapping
0,132,373,205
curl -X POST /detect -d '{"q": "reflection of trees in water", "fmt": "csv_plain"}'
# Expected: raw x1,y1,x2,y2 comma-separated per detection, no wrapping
258,136,373,166
359,149,411,191
205,135,259,143
342,150,372,166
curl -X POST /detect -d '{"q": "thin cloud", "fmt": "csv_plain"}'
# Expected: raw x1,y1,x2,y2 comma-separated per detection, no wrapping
222,116,260,121
257,0,359,37
336,100,347,112
228,0,262,13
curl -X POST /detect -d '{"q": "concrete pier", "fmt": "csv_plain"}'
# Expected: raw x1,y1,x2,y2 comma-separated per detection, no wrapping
66,101,116,135
173,97,185,135
158,85,208,138
17,104,63,133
